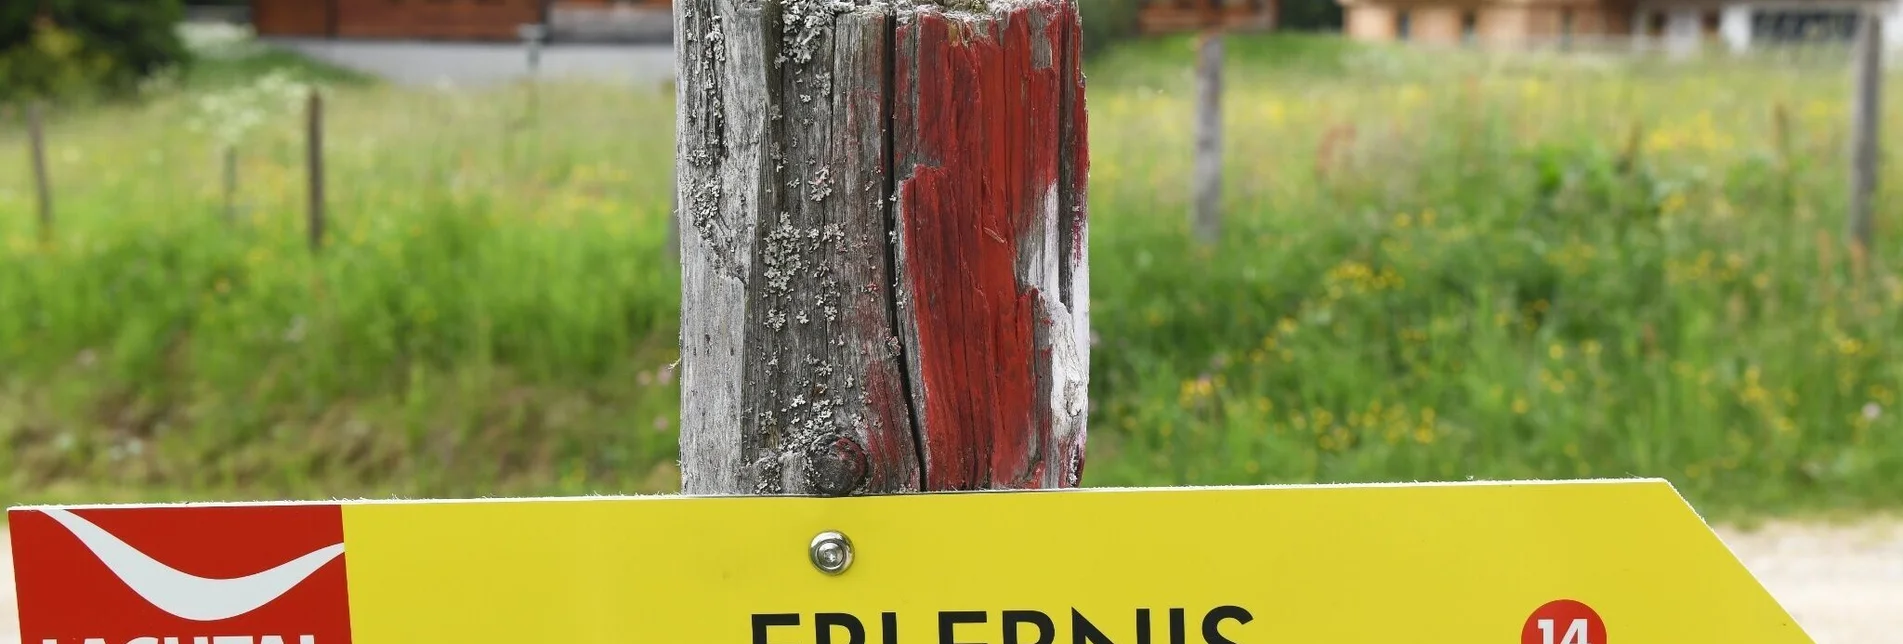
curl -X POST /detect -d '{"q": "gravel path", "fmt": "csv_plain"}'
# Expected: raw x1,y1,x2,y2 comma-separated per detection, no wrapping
260,39,677,88
2,521,1897,642
1712,519,1903,643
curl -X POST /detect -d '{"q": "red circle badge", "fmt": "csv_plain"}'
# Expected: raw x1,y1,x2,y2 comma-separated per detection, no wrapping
1522,599,1606,644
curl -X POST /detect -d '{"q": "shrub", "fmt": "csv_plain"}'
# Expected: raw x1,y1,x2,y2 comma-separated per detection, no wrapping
0,18,113,101
1280,0,1343,31
0,0,189,102
1079,0,1143,56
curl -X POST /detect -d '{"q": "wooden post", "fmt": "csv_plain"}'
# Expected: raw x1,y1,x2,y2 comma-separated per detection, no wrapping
223,144,239,224
306,89,327,253
673,0,1091,495
1849,11,1881,253
1193,28,1223,245
519,23,546,130
27,101,52,242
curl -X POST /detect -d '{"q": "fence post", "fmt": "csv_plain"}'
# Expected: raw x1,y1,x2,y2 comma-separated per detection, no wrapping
519,23,546,128
1849,11,1882,253
1193,28,1224,245
307,89,327,253
223,144,239,224
673,0,1091,495
27,101,52,243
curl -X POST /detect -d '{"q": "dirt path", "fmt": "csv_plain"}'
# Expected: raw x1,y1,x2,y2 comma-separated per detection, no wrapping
1713,519,1903,643
1,521,1897,643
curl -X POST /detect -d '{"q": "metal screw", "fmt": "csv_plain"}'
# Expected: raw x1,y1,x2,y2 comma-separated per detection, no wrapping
809,530,853,575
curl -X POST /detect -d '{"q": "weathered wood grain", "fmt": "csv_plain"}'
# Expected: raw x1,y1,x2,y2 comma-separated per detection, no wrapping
677,0,1089,495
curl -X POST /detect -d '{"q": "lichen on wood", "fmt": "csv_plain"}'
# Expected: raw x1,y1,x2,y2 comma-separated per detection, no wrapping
676,0,1089,496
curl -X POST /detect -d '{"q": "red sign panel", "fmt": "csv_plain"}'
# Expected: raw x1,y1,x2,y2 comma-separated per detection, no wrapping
9,504,351,644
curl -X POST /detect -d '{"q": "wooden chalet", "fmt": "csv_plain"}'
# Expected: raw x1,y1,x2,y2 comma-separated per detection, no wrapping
251,0,1277,41
249,0,676,41
1139,0,1281,34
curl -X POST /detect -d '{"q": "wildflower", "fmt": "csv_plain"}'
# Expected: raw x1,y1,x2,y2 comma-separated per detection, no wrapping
1178,375,1215,406
1661,192,1687,216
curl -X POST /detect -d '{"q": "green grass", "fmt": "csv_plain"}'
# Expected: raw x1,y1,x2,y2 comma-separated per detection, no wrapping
1,33,1899,520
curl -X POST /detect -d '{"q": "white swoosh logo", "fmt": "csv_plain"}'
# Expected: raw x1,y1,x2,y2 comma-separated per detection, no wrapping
40,507,344,622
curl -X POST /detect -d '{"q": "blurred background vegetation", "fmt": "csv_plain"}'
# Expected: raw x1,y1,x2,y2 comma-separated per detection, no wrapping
0,0,1897,521
1,0,189,103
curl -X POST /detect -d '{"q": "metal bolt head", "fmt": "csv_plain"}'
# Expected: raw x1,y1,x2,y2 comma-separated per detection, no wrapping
809,531,853,575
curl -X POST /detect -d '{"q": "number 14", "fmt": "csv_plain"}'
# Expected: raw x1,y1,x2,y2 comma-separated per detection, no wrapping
1537,618,1592,644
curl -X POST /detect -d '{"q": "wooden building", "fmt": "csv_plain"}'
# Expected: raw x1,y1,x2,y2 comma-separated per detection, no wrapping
250,0,548,41
254,0,1277,41
1336,0,1895,51
1139,0,1282,34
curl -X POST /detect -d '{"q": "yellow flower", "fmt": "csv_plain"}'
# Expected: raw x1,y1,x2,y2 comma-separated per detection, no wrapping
1511,396,1529,415
1661,192,1687,215
1178,376,1215,406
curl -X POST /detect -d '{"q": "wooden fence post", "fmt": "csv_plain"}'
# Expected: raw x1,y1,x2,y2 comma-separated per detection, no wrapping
1849,11,1881,253
1193,28,1223,245
673,0,1091,495
223,144,239,224
307,89,327,253
27,101,52,243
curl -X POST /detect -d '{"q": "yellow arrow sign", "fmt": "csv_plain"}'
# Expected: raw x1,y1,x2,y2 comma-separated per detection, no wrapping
9,478,1811,644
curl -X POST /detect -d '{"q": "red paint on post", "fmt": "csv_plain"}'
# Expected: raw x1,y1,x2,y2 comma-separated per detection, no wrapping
895,3,1081,490
861,359,918,491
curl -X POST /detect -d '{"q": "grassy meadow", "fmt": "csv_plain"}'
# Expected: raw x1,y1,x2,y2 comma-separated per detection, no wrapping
0,33,1899,518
